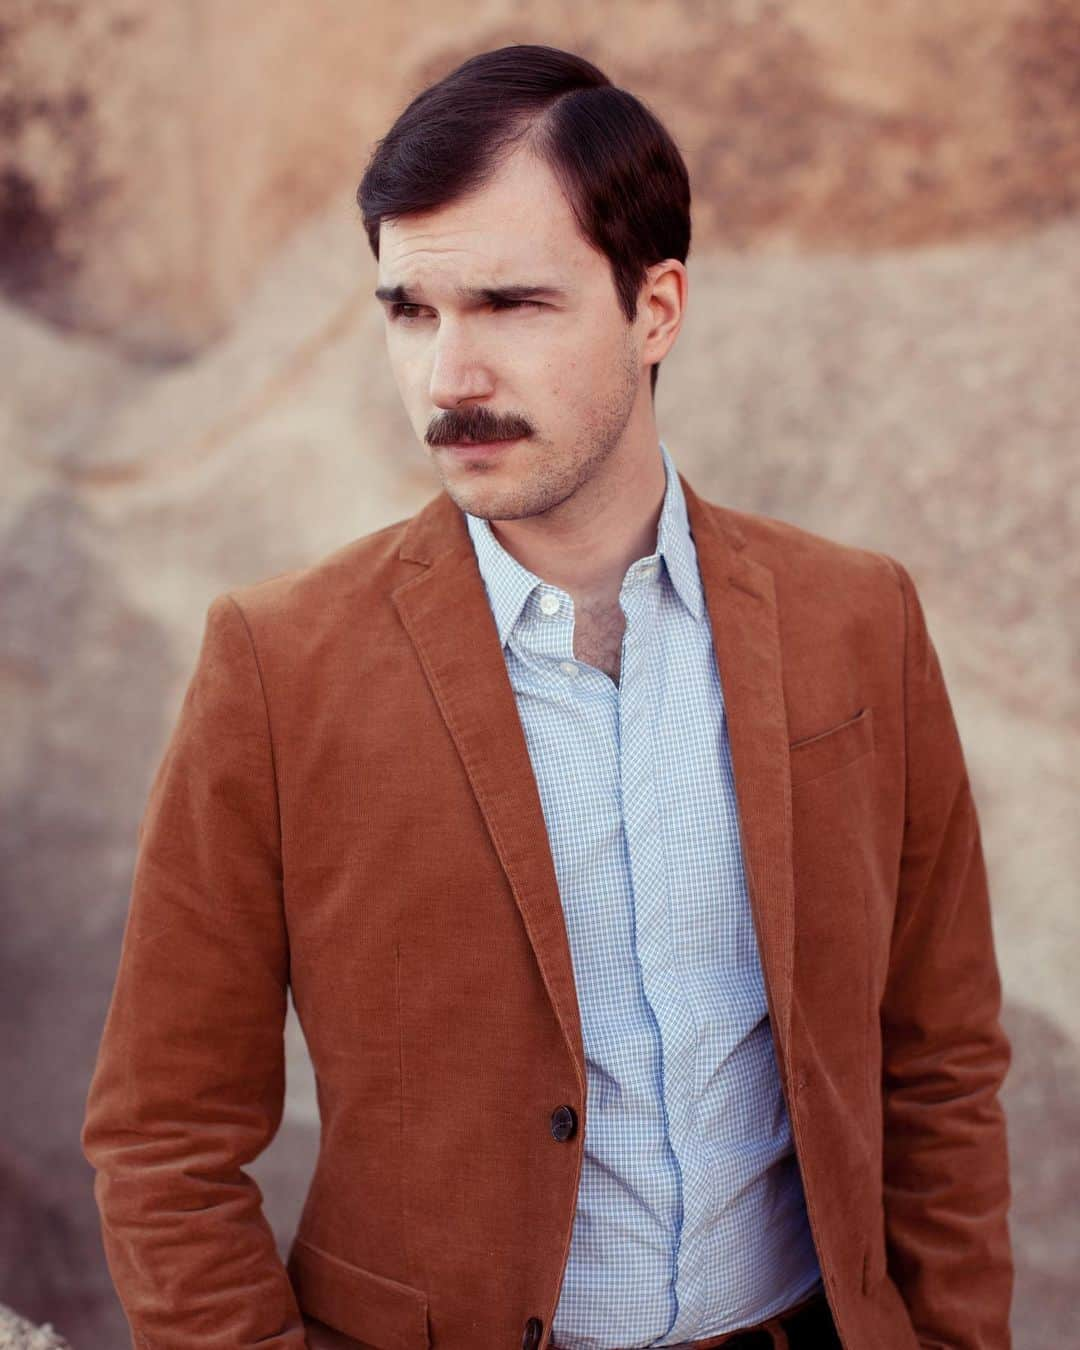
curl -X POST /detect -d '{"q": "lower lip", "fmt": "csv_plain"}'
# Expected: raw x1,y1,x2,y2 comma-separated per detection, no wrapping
441,438,519,459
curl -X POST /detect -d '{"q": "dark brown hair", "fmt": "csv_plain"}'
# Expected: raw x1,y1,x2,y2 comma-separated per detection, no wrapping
357,43,691,398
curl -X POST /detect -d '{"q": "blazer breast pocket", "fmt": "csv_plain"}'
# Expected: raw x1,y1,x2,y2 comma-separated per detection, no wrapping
789,706,874,788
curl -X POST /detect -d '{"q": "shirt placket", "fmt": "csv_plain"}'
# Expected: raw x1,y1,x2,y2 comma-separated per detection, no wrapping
617,562,710,1342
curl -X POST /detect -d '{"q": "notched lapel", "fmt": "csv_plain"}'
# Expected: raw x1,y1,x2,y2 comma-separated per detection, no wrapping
681,476,797,1087
391,493,587,1091
389,478,797,1102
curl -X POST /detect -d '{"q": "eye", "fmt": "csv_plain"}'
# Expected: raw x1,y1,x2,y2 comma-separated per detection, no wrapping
387,299,543,322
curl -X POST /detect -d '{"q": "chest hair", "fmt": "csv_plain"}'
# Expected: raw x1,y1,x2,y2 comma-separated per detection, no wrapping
572,598,626,685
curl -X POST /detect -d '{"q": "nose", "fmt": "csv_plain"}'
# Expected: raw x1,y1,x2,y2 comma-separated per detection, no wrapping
427,321,496,409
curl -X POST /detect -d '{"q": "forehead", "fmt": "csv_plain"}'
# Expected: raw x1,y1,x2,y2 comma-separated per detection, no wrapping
377,146,596,289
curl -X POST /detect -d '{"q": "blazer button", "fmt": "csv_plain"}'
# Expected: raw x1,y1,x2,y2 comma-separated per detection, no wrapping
550,1105,577,1141
521,1315,544,1349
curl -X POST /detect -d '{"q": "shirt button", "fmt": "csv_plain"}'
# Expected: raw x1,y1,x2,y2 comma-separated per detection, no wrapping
559,661,578,677
539,594,560,616
643,562,659,577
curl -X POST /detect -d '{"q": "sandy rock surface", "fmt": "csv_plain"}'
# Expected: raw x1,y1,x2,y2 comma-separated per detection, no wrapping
0,1304,71,1350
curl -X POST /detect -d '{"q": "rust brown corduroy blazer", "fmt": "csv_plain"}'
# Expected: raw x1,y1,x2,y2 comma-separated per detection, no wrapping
81,471,1013,1350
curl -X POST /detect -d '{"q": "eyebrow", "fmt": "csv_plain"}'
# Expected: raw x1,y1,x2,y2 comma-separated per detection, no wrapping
374,282,570,306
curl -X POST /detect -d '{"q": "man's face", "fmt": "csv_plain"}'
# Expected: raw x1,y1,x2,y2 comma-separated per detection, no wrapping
375,145,649,522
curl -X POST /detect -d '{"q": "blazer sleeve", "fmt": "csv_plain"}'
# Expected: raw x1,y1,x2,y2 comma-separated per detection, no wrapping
81,593,307,1349
879,558,1014,1350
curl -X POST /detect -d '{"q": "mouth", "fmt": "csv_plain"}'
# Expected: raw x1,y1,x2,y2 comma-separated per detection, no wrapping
439,437,520,458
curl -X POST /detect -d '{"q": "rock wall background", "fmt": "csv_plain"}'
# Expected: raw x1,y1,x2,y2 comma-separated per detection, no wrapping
2,1,1077,1346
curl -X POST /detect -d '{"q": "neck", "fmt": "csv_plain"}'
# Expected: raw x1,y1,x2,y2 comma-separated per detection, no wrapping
488,436,667,605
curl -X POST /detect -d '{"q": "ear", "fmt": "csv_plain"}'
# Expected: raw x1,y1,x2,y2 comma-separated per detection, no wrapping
639,259,687,369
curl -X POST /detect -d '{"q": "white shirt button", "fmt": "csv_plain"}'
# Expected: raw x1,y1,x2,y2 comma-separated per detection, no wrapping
539,593,560,616
559,661,578,677
642,562,659,577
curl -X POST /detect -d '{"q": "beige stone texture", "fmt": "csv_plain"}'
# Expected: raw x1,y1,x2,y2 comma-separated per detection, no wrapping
0,1302,71,1350
3,1,1080,355
0,0,505,355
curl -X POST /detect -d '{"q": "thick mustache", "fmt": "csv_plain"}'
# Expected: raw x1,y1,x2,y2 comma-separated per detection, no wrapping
427,418,529,446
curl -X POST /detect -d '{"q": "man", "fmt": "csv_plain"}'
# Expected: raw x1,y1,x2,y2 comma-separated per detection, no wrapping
82,43,1013,1350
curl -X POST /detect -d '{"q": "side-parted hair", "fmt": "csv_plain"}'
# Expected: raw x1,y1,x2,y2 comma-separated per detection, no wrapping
357,43,692,398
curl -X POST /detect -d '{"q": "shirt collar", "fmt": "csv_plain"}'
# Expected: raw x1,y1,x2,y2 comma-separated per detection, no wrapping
464,440,705,647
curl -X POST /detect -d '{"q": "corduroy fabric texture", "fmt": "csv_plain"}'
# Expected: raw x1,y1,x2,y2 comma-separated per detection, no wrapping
82,454,1013,1350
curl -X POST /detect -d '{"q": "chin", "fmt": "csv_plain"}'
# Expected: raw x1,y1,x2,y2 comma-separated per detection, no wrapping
444,483,516,521
441,479,495,516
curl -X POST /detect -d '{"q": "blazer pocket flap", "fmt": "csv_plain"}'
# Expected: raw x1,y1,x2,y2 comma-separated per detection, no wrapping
287,1235,431,1350
789,706,874,787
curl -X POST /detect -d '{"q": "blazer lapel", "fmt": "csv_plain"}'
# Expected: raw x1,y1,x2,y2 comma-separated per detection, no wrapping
391,474,796,1097
681,474,797,1081
392,492,588,1092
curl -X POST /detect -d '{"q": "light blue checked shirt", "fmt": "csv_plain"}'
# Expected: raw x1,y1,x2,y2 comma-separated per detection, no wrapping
464,441,824,1348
